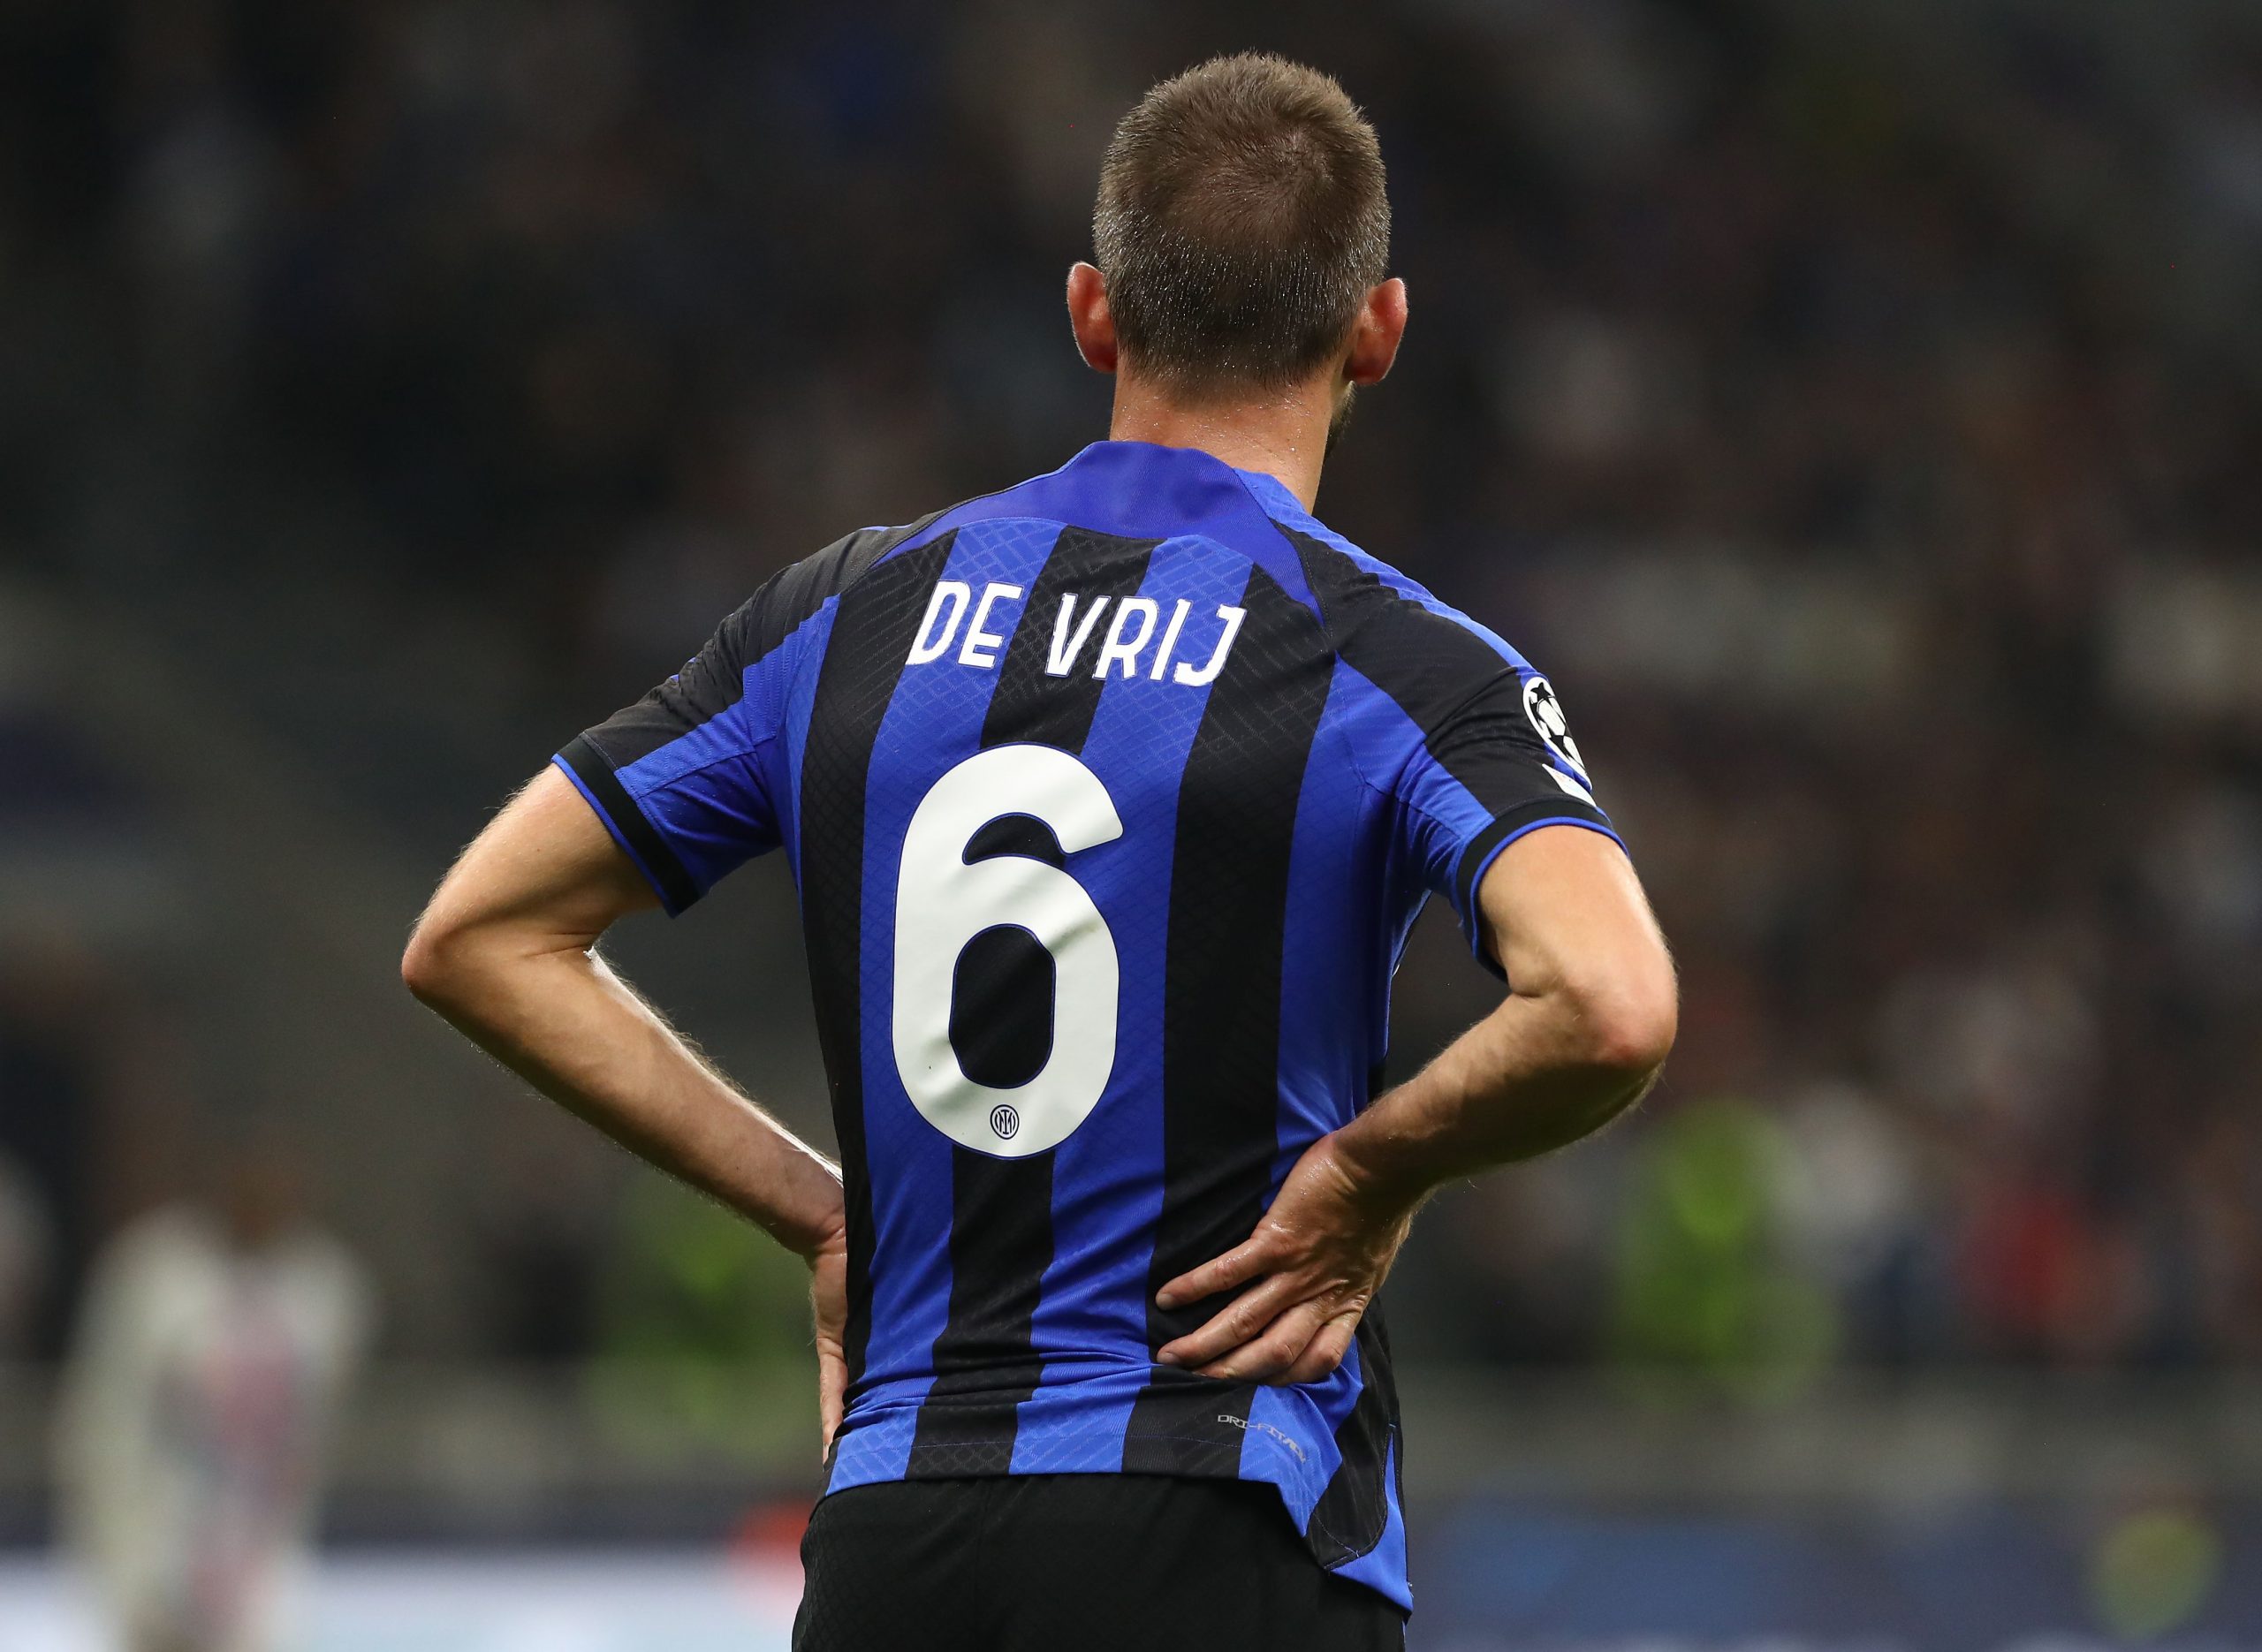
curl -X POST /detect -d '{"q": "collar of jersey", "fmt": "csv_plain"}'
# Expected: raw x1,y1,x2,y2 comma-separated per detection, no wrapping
1065,439,1303,515
1037,441,1318,618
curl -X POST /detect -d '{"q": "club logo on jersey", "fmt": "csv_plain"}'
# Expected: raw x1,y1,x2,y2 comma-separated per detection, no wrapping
989,1103,1020,1141
1522,674,1588,780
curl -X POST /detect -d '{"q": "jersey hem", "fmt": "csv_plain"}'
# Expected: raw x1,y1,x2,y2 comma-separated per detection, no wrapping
822,1418,1414,1612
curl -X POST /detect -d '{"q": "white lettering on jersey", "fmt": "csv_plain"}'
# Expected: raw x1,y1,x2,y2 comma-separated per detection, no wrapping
892,746,1122,1157
908,582,1249,687
956,582,1023,670
906,581,971,664
1093,597,1160,678
1213,1412,1308,1463
1173,604,1246,687
1047,595,1112,676
1148,599,1192,680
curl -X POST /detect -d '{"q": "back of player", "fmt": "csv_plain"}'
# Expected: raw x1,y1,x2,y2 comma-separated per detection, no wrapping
409,51,1675,1652
557,438,1619,1634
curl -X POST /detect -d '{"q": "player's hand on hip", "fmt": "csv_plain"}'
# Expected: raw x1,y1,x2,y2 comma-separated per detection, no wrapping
808,1220,851,1460
1152,1132,1417,1385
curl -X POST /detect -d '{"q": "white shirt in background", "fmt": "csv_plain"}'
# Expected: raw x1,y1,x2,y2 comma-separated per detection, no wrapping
56,1208,371,1652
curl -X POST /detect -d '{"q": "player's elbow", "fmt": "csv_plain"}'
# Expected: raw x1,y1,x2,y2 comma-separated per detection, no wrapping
1564,946,1677,1087
400,910,480,1012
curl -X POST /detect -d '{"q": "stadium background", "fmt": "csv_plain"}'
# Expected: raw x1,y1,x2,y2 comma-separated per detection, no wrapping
3,0,2261,1646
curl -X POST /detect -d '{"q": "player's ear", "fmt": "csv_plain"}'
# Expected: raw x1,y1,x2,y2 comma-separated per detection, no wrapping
1066,261,1119,375
1345,277,1408,387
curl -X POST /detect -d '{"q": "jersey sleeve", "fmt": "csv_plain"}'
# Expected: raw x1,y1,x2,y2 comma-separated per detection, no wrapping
552,597,786,913
1388,650,1621,966
1293,529,1624,974
552,526,899,911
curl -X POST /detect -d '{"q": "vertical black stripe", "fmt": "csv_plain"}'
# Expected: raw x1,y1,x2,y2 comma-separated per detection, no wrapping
907,528,1158,1477
1305,1314,1400,1566
1123,564,1333,1474
801,531,960,1400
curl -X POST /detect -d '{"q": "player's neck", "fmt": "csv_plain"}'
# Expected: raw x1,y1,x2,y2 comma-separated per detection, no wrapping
1105,373,1338,511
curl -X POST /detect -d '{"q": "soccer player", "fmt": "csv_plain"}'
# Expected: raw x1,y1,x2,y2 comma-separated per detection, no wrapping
405,53,1674,1650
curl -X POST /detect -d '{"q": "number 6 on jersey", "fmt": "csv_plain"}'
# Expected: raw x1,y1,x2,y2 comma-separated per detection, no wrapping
891,745,1123,1157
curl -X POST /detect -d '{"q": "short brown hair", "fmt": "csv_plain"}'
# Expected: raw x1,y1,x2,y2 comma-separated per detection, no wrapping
1094,54,1390,396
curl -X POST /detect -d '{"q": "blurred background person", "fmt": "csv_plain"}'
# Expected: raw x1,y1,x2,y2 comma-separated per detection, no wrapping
53,1129,371,1652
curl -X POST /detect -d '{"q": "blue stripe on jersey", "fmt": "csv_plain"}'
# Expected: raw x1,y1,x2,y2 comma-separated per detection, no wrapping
1327,1430,1410,1604
1249,1343,1355,1528
1274,669,1396,1159
835,518,1066,1481
1005,537,1241,1475
774,599,843,883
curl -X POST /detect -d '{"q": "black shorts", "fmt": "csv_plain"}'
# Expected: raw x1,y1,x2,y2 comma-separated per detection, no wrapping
794,1474,1408,1652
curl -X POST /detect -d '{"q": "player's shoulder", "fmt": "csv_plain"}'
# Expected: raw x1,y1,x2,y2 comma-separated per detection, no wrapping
717,506,957,667
731,449,1113,642
1246,486,1533,676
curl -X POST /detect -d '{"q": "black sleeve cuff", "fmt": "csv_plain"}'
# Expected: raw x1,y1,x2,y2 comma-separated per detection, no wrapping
554,735,702,914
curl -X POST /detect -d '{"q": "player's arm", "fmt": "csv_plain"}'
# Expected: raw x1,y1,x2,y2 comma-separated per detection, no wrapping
1337,825,1674,1186
402,768,845,1260
1155,824,1674,1383
402,769,851,1449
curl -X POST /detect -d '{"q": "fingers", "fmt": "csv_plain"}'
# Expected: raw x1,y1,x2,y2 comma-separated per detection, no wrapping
1279,1312,1360,1385
1162,1293,1365,1386
1155,1231,1280,1313
816,1347,847,1461
1196,1301,1327,1383
811,1260,849,1463
1157,1272,1300,1370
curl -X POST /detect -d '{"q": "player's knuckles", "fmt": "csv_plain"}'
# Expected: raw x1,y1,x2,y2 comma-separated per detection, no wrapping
1183,1330,1236,1363
1220,1349,1291,1382
1254,1223,1302,1259
1256,1318,1317,1368
1229,1299,1277,1338
1161,1331,1215,1365
1199,1250,1257,1289
1274,1349,1339,1386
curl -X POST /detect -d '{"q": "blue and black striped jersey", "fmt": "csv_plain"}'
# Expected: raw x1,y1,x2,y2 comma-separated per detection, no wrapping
557,440,1621,1610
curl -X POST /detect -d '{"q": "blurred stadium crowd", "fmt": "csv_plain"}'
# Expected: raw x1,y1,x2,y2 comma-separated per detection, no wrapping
2,0,2261,1394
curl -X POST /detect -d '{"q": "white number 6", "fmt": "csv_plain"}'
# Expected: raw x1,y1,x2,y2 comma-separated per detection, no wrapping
891,745,1122,1156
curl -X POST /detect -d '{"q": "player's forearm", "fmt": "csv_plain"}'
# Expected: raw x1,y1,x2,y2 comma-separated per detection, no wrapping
1330,975,1670,1213
406,930,844,1258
